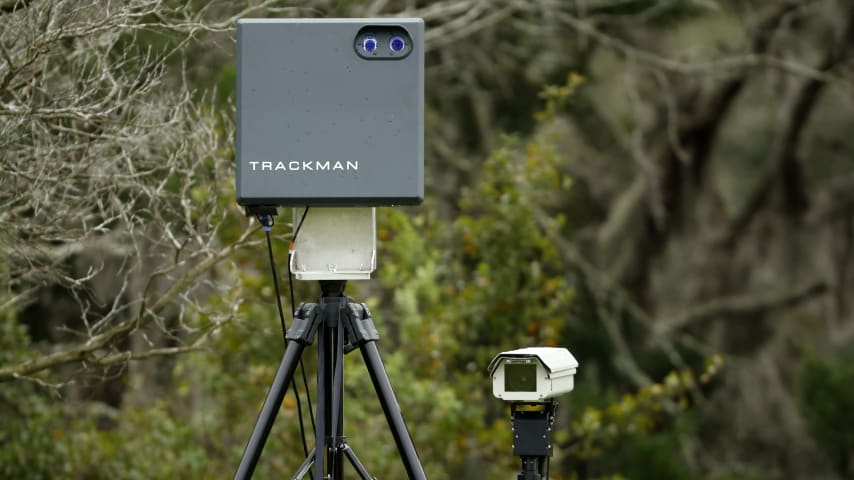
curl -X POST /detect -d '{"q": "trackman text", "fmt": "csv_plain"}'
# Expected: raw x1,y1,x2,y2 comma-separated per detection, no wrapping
249,161,359,172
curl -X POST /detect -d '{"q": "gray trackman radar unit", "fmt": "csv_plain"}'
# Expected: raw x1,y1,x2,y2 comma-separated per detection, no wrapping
233,19,428,480
236,18,425,280
236,18,424,207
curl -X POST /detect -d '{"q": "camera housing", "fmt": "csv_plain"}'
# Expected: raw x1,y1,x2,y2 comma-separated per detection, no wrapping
489,347,579,402
236,19,424,207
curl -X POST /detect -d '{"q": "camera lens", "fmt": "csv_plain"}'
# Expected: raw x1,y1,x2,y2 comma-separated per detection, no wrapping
389,36,405,53
362,35,378,53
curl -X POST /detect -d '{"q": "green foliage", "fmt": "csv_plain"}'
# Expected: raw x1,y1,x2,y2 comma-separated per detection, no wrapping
447,133,574,360
536,72,585,122
0,390,213,479
0,312,29,366
797,352,854,476
215,64,237,110
605,430,697,480
556,356,722,479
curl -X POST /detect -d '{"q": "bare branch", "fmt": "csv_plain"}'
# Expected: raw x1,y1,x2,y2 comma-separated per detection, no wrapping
721,5,854,246
0,227,254,382
654,281,829,338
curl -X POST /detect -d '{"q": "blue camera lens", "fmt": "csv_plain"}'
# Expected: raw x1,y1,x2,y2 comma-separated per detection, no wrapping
362,36,378,53
389,36,405,52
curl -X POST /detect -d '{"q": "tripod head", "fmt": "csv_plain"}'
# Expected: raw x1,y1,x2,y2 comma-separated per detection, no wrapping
319,280,347,297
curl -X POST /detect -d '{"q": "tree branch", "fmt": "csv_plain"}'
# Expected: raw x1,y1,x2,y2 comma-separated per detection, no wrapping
0,227,254,383
653,281,829,338
721,5,854,246
576,2,803,294
551,2,841,83
0,0,31,15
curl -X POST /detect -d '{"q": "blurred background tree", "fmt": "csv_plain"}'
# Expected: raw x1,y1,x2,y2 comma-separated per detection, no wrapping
1,0,853,479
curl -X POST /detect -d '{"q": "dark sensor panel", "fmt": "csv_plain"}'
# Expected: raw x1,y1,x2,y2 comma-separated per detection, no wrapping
505,363,537,392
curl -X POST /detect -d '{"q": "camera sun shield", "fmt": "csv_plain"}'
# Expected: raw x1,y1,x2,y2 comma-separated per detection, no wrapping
236,18,425,207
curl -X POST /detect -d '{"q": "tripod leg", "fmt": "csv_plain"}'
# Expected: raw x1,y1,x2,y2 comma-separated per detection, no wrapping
291,451,316,480
235,340,307,480
330,318,345,479
313,315,348,480
314,323,328,480
360,342,428,480
341,443,375,480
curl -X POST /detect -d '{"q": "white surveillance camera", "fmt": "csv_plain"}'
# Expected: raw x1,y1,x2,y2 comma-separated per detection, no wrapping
488,347,579,402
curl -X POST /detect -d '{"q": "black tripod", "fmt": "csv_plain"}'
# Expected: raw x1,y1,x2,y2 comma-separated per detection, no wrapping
234,280,427,480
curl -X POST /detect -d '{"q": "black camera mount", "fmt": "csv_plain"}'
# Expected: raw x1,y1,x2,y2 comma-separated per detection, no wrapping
511,402,557,480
